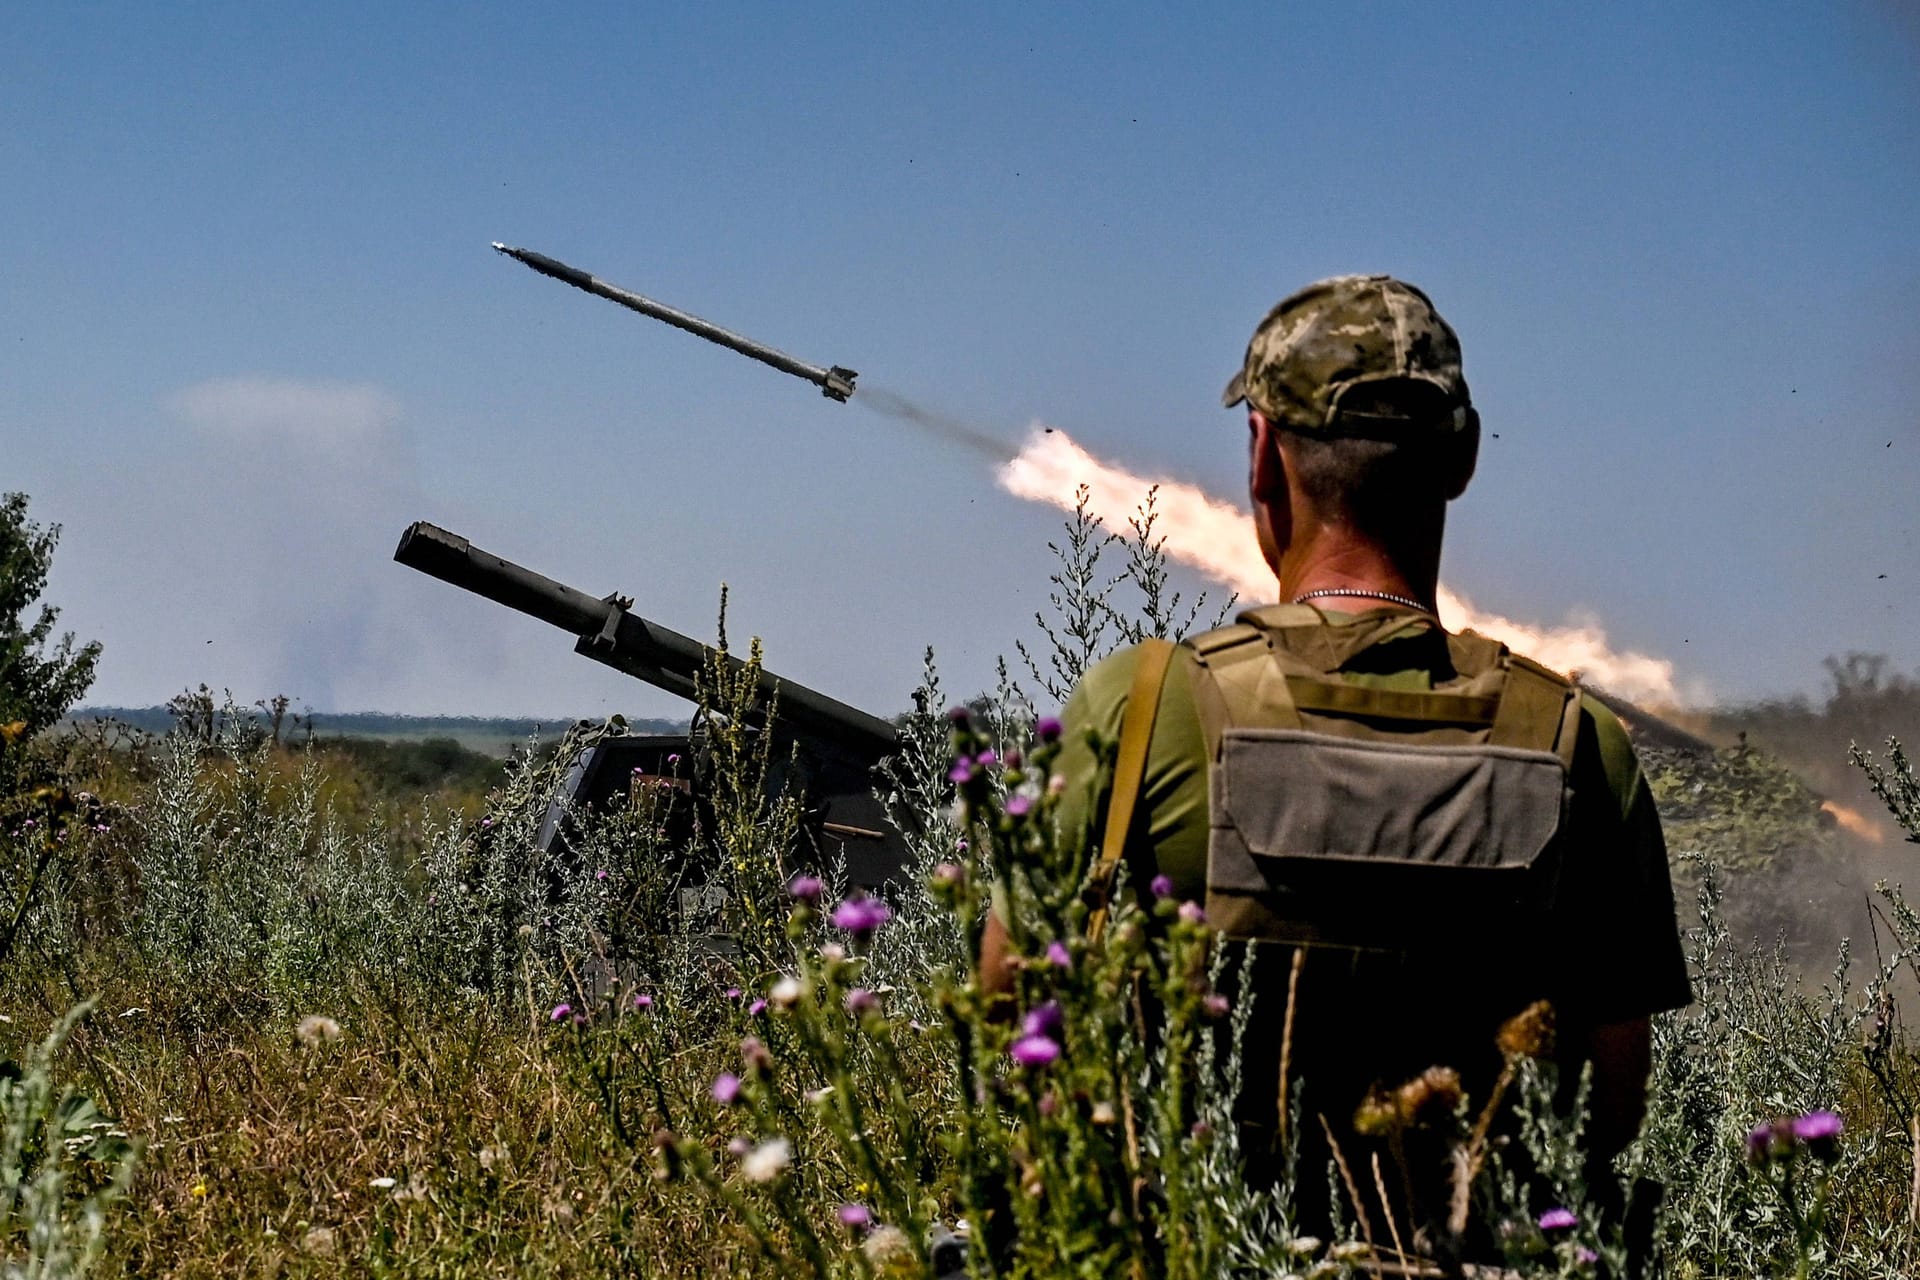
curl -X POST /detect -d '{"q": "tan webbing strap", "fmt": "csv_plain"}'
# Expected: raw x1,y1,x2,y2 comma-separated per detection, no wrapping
1086,639,1176,942
1488,655,1578,764
1283,680,1501,725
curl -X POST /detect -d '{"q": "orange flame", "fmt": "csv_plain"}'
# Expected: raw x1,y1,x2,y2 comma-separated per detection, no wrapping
998,426,1683,706
1821,800,1886,844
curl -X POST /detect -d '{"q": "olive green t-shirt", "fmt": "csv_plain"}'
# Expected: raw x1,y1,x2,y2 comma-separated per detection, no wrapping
1046,609,1693,1027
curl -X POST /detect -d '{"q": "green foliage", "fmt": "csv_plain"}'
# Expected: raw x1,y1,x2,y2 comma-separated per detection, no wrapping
1,1003,138,1280
0,494,101,754
319,735,505,798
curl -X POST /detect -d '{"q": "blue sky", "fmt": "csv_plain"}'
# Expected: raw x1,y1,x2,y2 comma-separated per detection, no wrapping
5,2,1917,720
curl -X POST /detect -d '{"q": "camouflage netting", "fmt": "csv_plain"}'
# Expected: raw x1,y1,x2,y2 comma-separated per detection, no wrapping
1643,742,1837,877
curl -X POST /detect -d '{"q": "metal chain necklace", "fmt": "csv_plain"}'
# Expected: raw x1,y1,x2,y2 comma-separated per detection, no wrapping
1290,587,1436,614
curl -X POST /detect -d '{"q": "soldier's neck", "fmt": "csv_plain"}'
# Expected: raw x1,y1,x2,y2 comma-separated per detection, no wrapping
1276,519,1443,611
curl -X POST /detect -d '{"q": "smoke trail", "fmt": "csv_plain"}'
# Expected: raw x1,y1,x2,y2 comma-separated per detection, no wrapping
852,385,1017,464
997,425,1685,706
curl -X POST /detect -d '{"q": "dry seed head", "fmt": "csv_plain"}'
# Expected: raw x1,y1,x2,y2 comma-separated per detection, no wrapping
1353,1085,1402,1136
862,1225,915,1272
1496,1000,1556,1059
1394,1065,1463,1127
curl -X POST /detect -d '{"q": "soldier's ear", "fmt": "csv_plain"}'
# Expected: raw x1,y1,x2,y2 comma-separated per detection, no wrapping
1441,408,1480,500
1248,411,1287,503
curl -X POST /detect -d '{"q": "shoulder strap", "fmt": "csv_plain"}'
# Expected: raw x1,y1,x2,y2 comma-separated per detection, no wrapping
1186,622,1299,751
1488,654,1581,767
1086,639,1176,942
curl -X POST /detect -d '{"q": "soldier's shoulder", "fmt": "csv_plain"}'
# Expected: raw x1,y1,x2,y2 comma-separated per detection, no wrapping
1576,691,1643,819
1065,642,1199,733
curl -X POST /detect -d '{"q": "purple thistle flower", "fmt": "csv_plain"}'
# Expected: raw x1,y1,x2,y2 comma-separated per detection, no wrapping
549,1003,572,1022
1010,1034,1061,1067
748,999,768,1016
595,869,608,882
1005,794,1032,817
1045,940,1072,969
1575,1247,1599,1265
632,994,653,1011
1022,1001,1064,1041
830,893,892,938
725,987,743,1000
1202,993,1230,1019
1177,900,1207,925
948,759,973,784
845,988,879,1017
666,753,681,766
1036,716,1063,742
1538,1207,1577,1232
788,874,825,903
711,1073,742,1105
1793,1110,1842,1141
931,861,966,888
947,705,972,725
976,749,998,769
1149,874,1173,899
837,1202,872,1229
1794,1109,1844,1161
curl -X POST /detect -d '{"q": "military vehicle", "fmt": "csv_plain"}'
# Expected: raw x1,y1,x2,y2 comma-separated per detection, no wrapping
394,521,907,886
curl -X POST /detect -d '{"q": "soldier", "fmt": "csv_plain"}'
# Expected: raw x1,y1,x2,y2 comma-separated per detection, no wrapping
982,275,1691,1265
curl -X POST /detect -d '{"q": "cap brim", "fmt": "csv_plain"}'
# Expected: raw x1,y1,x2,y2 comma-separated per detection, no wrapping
1221,370,1247,408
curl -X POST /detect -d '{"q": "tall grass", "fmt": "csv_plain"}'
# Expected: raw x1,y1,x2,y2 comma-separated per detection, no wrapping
2,503,1917,1277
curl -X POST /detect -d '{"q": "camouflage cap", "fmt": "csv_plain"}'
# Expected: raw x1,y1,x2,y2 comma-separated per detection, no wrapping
1222,275,1473,435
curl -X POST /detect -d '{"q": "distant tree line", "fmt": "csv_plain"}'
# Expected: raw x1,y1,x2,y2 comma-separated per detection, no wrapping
1706,652,1920,800
65,704,688,746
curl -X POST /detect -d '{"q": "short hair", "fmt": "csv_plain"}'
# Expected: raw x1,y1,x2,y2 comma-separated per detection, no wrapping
1282,380,1466,532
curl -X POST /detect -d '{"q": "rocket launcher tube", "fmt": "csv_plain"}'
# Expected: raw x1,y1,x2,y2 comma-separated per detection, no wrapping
393,522,897,759
491,243,858,401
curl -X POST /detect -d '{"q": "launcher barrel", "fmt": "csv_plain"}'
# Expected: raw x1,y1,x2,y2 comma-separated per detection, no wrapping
393,521,896,759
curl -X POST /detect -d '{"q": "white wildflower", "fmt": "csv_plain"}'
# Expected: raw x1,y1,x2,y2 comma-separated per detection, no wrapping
368,1176,397,1189
769,976,805,1008
740,1137,792,1183
297,1015,342,1046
